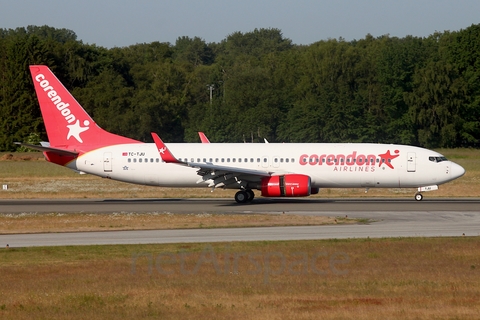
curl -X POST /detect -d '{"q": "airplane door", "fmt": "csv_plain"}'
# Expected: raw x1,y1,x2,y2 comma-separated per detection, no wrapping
407,152,416,172
103,152,112,172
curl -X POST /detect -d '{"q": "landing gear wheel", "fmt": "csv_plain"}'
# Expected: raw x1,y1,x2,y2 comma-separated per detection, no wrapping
415,193,423,201
246,190,255,202
235,190,248,203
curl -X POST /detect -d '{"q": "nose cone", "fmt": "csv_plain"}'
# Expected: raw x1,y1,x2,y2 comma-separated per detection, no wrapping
451,162,466,180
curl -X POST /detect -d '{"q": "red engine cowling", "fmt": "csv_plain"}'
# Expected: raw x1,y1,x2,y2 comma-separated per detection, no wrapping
261,174,312,197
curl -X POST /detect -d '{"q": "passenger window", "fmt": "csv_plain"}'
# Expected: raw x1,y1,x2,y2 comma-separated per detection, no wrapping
128,158,131,163
156,158,159,163
257,158,260,162
150,158,154,163
133,158,137,163
285,158,289,163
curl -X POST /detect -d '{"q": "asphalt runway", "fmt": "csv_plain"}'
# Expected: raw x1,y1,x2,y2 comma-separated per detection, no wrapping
1,198,480,247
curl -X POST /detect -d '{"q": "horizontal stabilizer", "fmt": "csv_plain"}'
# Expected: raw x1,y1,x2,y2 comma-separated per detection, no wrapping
14,142,79,156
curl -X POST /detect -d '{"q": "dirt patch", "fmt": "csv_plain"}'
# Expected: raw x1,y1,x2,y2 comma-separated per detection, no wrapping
0,154,14,161
0,153,41,161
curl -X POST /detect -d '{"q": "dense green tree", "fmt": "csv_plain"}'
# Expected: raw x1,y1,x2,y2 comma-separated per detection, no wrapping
1,24,480,150
0,32,52,150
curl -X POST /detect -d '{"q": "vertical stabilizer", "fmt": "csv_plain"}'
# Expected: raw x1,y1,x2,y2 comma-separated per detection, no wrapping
29,65,140,151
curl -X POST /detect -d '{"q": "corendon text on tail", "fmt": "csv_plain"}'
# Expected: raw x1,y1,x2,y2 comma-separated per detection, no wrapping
35,73,77,124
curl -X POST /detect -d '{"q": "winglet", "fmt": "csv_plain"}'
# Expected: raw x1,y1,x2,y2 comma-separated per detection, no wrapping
198,132,210,143
151,132,181,163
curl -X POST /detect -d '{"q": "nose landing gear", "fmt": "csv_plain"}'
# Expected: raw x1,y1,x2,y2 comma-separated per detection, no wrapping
415,185,438,201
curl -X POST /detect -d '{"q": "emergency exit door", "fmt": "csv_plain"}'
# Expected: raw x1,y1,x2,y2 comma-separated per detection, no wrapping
407,152,416,172
103,152,112,172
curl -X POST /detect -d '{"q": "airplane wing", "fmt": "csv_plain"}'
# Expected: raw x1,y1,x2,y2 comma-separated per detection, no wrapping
151,133,273,189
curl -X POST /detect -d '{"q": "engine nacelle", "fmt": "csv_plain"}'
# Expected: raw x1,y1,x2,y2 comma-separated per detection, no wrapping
261,174,312,197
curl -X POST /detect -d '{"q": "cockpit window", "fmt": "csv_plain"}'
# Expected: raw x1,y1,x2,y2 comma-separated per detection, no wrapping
429,156,448,163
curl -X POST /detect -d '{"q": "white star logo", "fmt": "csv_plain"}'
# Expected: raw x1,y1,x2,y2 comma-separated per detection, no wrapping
66,120,90,143
159,147,166,154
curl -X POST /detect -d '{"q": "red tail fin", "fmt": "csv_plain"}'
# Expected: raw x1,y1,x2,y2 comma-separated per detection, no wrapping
30,65,141,151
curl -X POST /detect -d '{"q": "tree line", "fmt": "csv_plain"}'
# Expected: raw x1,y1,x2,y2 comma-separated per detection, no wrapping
0,24,479,151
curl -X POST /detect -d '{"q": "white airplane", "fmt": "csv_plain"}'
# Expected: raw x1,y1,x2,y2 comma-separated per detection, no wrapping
18,65,465,203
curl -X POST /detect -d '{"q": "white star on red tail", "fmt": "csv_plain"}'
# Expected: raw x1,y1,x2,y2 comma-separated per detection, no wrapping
66,120,89,143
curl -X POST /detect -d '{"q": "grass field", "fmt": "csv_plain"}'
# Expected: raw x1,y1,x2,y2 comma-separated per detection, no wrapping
0,149,479,199
1,237,479,319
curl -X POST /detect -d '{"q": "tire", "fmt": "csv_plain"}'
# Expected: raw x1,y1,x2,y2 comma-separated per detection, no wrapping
246,190,255,202
415,193,423,201
235,190,248,203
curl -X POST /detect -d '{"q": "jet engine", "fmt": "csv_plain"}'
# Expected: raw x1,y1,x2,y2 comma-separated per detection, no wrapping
261,174,312,197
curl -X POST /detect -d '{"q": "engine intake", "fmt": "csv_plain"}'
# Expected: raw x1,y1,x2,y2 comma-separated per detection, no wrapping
261,174,312,197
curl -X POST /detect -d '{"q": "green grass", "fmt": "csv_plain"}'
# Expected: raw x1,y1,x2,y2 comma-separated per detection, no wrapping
0,159,79,178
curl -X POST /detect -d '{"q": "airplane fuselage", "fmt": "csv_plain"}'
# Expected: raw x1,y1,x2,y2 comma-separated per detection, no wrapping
68,143,462,190
26,65,466,203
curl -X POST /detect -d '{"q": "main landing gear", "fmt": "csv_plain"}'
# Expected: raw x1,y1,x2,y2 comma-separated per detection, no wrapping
235,189,255,203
